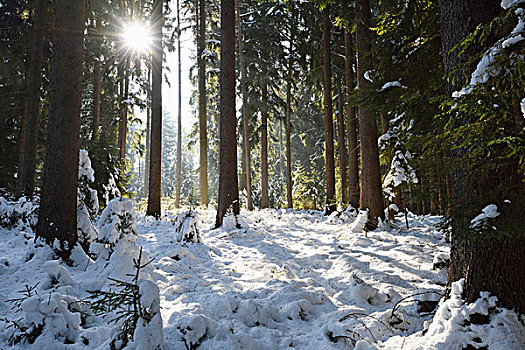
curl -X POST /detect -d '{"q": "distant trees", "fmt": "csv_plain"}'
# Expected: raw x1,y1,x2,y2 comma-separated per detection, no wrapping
215,0,239,227
37,0,85,257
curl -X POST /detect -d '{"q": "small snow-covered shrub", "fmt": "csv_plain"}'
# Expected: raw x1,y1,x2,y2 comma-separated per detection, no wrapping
94,197,137,256
77,150,100,251
0,196,37,230
173,210,202,243
88,249,161,350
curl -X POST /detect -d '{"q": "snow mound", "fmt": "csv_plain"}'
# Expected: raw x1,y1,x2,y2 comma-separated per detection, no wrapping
42,260,72,289
349,210,369,233
381,279,525,349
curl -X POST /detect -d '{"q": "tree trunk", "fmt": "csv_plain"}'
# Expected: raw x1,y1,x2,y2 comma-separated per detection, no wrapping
322,6,336,215
175,0,182,207
285,5,295,209
355,0,384,228
19,0,47,198
261,80,269,209
37,0,84,258
440,0,525,313
91,58,101,140
337,81,348,204
146,0,163,218
345,28,359,209
215,0,239,228
144,66,151,198
235,0,252,210
118,58,130,171
197,0,208,206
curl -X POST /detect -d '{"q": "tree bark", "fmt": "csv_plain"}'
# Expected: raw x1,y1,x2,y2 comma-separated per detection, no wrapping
235,0,252,211
19,0,47,198
144,66,151,198
175,0,182,207
355,0,384,227
37,0,85,258
337,81,348,204
215,0,240,228
261,80,269,209
146,0,163,218
345,28,359,209
197,0,208,206
322,6,336,214
285,5,295,209
91,58,101,140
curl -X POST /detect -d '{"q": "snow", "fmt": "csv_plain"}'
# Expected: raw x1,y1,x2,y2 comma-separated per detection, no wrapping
364,70,374,82
501,0,524,9
470,204,500,228
521,97,525,118
379,81,407,92
0,200,523,349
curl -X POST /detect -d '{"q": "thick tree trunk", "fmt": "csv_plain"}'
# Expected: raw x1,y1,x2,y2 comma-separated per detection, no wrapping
235,0,252,211
197,0,208,206
37,0,85,258
175,0,182,207
215,0,239,228
146,0,163,217
355,0,384,227
19,0,47,198
337,81,348,204
261,80,269,209
91,59,101,140
345,28,359,209
439,0,525,313
322,6,336,214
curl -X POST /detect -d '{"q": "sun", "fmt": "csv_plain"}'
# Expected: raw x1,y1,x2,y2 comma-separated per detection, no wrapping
123,22,151,53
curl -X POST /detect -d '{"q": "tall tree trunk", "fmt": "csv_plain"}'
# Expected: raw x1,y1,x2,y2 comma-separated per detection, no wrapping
144,66,151,197
91,58,101,140
146,0,163,217
355,0,384,227
19,0,47,198
345,28,359,208
175,0,182,207
337,81,348,204
235,0,252,210
215,0,239,228
285,4,295,209
260,80,269,209
37,0,85,258
197,0,208,206
439,0,525,313
118,58,130,171
322,6,336,215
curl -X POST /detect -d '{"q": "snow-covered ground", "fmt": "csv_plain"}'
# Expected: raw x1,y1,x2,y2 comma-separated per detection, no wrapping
0,202,524,349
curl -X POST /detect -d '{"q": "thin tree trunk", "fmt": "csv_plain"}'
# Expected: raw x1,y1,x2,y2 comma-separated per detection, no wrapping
235,0,252,210
261,80,269,209
175,0,183,208
322,6,336,214
118,58,130,171
429,170,437,215
345,28,359,208
146,0,163,217
144,66,151,198
19,0,47,198
285,4,295,209
216,0,239,228
91,59,101,140
197,0,208,206
37,0,84,258
337,81,348,204
356,0,384,227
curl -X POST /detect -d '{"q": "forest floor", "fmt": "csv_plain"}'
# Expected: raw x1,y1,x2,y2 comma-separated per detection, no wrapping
0,206,524,349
